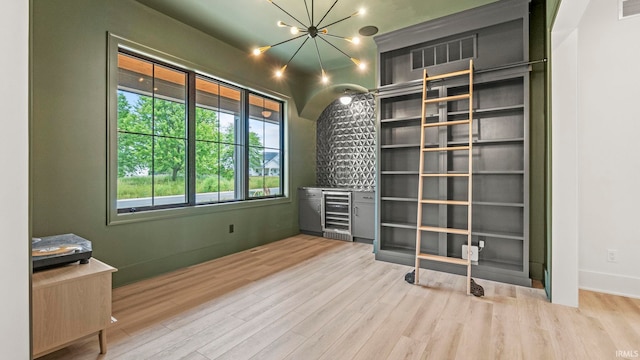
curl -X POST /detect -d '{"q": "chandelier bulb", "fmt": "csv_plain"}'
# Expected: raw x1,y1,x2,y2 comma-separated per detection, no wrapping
321,69,329,83
350,58,366,70
290,26,299,35
253,46,272,55
346,37,361,44
275,64,288,77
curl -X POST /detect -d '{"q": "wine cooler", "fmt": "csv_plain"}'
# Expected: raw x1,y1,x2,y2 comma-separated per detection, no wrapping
321,191,352,241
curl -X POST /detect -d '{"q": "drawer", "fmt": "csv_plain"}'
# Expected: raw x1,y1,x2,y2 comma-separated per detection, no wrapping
299,188,322,199
354,191,375,203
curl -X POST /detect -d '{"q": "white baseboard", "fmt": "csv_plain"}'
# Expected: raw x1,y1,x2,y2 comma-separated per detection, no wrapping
579,269,640,299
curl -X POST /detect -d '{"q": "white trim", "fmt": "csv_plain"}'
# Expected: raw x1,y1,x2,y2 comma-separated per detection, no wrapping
580,270,640,299
551,27,580,308
0,0,30,357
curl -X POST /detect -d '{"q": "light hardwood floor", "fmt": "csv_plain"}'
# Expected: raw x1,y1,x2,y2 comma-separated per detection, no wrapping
38,234,640,360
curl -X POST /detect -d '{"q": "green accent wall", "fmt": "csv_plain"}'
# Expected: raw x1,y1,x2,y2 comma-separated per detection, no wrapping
544,0,560,296
31,0,317,287
529,0,547,281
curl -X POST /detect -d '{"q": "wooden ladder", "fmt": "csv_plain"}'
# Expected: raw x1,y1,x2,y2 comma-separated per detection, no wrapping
414,60,475,295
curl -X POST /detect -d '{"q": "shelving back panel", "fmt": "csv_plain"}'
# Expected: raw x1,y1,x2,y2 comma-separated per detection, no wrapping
375,0,531,286
379,19,524,87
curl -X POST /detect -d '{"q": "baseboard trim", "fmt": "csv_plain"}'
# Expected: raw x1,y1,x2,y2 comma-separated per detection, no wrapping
579,269,640,299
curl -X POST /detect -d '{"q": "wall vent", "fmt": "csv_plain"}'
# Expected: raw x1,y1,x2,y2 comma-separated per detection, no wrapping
620,0,640,19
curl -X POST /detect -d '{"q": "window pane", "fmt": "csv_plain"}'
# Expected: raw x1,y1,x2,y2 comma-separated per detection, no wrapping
412,49,423,69
264,121,280,150
219,112,236,145
249,118,265,147
195,78,241,203
196,140,220,203
220,85,241,121
249,147,264,197
153,64,186,102
117,133,153,209
195,106,219,142
118,53,153,96
461,37,474,59
154,98,186,138
153,137,186,205
117,91,153,135
265,151,281,196
448,41,461,61
424,47,435,67
435,44,447,65
115,49,285,214
219,143,237,201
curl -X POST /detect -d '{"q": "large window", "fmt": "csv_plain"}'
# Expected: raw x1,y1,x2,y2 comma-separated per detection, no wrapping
113,48,284,215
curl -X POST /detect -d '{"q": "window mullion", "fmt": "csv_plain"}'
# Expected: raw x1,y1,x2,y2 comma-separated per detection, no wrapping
239,90,249,200
187,71,196,205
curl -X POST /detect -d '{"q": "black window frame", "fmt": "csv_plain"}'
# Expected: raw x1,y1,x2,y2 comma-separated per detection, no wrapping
109,39,286,221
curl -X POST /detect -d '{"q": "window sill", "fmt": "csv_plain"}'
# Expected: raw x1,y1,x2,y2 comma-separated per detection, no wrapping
108,196,291,226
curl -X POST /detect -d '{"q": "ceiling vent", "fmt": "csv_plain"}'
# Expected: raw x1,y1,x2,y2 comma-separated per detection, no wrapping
620,0,640,19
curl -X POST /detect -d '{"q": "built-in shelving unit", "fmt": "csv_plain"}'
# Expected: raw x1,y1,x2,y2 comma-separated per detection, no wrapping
374,0,531,286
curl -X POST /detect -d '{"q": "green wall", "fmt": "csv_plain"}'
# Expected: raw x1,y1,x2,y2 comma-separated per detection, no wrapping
31,0,317,287
543,0,560,295
529,0,547,281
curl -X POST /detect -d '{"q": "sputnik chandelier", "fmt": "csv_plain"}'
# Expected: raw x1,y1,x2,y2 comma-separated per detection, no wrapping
252,0,366,83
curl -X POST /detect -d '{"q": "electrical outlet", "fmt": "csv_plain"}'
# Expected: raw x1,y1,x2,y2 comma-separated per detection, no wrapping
607,249,617,263
462,245,479,261
229,224,234,233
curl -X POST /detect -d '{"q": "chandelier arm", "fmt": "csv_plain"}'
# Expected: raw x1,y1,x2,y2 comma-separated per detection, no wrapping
323,33,347,41
284,37,310,66
267,33,308,49
318,35,353,60
313,38,325,72
303,0,312,25
267,0,308,28
319,13,356,30
316,0,340,28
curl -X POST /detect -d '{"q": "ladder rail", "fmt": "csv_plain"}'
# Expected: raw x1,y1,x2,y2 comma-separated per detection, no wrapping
414,60,474,295
466,59,474,295
414,68,429,285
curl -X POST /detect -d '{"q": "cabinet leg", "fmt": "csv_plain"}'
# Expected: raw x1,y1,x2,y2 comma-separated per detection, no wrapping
99,329,107,354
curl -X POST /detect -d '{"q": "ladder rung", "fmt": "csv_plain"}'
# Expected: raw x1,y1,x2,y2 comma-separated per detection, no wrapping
421,173,470,177
417,253,470,266
420,199,469,205
423,119,470,128
419,226,469,235
425,69,471,82
422,146,470,152
424,94,470,104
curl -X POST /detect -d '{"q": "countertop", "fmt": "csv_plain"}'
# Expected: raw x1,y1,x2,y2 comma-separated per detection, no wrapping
299,186,374,192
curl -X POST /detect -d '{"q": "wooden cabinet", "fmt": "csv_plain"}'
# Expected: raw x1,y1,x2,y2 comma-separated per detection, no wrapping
32,258,117,358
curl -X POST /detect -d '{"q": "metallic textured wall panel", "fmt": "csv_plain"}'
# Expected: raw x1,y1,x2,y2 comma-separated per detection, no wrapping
316,93,376,190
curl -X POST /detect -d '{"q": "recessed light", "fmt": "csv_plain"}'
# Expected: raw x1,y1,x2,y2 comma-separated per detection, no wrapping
358,25,379,37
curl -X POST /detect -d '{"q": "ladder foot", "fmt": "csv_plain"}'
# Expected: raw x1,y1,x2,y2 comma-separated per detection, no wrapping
470,278,485,297
404,270,415,284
